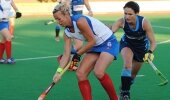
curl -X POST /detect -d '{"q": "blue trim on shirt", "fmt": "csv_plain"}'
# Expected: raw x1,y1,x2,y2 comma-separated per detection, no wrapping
0,5,3,11
71,15,96,35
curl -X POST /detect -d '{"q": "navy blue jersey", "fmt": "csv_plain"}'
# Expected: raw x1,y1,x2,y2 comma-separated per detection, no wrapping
71,0,84,15
120,15,149,62
123,15,148,46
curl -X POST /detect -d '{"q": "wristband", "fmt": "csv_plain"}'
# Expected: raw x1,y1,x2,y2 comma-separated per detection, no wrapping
57,67,63,73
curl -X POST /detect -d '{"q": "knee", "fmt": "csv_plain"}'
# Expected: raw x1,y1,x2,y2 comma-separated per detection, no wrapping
76,70,87,81
0,39,6,43
93,69,104,79
5,36,12,41
6,38,12,41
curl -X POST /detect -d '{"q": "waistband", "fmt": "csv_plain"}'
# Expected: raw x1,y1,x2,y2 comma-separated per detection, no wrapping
0,18,9,22
126,34,145,40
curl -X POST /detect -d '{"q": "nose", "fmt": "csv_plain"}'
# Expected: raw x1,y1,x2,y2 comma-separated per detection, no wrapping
125,15,130,19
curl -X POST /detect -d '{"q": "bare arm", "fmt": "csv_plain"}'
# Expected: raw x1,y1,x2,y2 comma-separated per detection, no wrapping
84,0,93,16
59,33,72,68
76,17,96,55
11,0,19,12
112,18,124,33
143,18,157,52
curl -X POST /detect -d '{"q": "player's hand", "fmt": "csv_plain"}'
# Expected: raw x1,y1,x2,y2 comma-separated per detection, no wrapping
143,50,154,62
53,67,63,83
88,11,93,16
53,72,61,83
69,54,81,71
72,53,81,63
70,53,81,67
16,11,22,19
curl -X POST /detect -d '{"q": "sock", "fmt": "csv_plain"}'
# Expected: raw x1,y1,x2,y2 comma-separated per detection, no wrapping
121,68,132,91
0,43,5,59
78,80,92,100
5,41,12,59
121,76,132,91
98,74,118,100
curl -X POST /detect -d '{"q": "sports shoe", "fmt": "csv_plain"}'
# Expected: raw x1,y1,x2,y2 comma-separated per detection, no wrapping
0,58,6,64
6,58,15,64
55,37,60,42
119,90,130,100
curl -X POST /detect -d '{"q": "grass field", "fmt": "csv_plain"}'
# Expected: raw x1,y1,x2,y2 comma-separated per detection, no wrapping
0,14,170,100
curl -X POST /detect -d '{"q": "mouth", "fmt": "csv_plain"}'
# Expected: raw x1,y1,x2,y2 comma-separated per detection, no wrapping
126,18,130,21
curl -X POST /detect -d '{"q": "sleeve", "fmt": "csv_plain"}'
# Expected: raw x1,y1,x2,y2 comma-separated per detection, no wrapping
0,4,4,18
0,4,3,12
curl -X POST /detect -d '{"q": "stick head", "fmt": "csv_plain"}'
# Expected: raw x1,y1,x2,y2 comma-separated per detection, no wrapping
38,93,46,100
158,80,168,86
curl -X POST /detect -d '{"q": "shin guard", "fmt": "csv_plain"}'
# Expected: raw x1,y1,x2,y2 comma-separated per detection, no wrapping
78,80,92,100
98,74,118,100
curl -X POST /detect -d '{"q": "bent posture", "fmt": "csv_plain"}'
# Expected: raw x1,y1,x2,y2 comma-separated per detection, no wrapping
53,3,118,100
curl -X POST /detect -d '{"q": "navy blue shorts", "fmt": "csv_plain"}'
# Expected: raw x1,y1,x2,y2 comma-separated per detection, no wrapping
119,39,148,62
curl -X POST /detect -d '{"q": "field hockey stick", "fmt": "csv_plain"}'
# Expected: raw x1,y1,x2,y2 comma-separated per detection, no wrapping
148,59,168,86
38,62,71,100
44,19,56,25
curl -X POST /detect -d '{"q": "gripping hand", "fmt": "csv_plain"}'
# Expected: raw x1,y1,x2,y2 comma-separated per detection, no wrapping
72,53,81,64
143,50,154,62
16,12,22,19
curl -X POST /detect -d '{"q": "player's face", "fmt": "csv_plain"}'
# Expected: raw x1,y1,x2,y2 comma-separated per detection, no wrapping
53,11,68,27
124,7,136,24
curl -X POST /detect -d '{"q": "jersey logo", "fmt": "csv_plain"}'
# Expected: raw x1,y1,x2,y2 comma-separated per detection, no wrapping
107,42,112,49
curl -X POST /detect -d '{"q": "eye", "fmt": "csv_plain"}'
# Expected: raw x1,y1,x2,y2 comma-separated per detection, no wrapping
56,17,61,21
129,13,133,16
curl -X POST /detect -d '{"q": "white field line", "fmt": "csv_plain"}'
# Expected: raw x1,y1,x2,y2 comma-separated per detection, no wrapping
157,40,170,45
14,40,170,62
153,25,170,30
136,75,145,77
15,56,58,61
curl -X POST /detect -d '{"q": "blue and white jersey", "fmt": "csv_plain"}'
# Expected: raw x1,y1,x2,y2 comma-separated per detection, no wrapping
0,0,14,20
64,15,115,46
71,0,84,15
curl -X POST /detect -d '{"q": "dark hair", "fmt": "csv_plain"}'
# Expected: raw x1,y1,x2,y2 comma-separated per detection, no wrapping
123,1,140,14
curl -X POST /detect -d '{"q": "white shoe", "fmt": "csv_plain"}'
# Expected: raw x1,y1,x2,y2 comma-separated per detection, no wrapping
55,37,60,42
0,59,6,64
